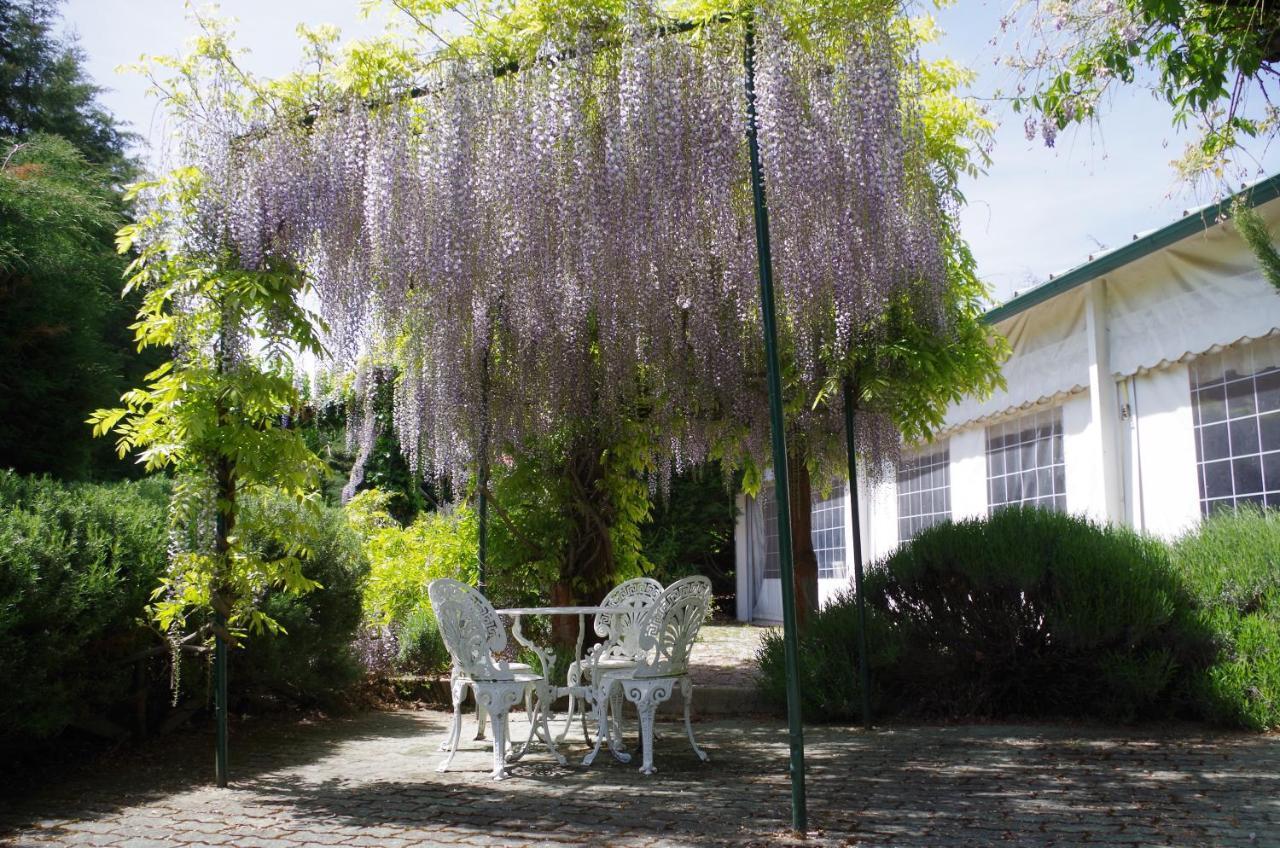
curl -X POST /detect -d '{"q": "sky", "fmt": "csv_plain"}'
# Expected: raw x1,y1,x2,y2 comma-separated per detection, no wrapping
62,0,1280,305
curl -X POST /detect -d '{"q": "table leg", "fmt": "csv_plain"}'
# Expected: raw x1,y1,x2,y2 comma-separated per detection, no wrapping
504,613,562,756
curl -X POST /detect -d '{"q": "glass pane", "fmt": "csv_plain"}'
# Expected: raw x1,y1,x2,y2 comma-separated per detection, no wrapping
1206,497,1235,516
1201,422,1230,461
1197,384,1228,424
1023,469,1038,499
1052,436,1064,463
988,449,1004,477
989,477,1005,506
1053,464,1066,495
1233,455,1264,496
1261,412,1280,453
1263,452,1280,492
1257,370,1280,414
1238,493,1265,510
1227,378,1258,419
1036,438,1051,466
1007,473,1023,503
1204,460,1234,499
1230,417,1261,457
1020,442,1036,471
1038,468,1053,495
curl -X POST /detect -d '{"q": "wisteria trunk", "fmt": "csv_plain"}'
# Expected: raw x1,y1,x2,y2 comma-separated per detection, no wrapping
551,434,618,648
786,450,819,630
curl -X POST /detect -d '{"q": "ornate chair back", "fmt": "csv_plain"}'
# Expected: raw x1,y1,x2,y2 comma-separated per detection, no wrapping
594,577,663,655
633,576,711,679
427,578,513,682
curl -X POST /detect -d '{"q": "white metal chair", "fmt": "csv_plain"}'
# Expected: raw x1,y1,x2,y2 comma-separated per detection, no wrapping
559,576,664,745
439,659,533,751
428,578,564,779
582,575,712,775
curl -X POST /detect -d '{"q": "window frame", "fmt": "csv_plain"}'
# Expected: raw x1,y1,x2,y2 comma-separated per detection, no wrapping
896,443,951,543
985,407,1067,514
1190,354,1280,515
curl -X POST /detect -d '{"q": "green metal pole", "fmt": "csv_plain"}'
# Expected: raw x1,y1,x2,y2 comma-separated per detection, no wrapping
744,15,807,834
477,454,489,592
213,611,229,787
213,508,229,788
477,346,491,592
841,378,872,729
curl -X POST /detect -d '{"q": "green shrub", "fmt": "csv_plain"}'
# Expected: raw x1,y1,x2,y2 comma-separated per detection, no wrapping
347,489,476,676
395,606,450,674
1171,507,1280,730
641,462,738,596
760,507,1208,722
232,493,370,706
758,587,902,721
0,472,169,747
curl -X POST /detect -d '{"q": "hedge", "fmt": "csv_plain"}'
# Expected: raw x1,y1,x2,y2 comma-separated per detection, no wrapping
759,507,1257,725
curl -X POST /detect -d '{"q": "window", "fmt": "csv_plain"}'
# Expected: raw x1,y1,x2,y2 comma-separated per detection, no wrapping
897,445,950,543
1191,339,1280,515
986,408,1066,513
811,488,848,579
762,486,781,579
760,484,849,580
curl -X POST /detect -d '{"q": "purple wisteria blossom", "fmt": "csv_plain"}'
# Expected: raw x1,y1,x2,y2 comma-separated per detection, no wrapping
191,11,951,487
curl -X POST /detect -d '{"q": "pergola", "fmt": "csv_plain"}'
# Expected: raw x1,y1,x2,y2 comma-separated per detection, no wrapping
183,3,957,831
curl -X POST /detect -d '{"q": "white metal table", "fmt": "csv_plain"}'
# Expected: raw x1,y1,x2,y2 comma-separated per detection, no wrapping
496,605,620,748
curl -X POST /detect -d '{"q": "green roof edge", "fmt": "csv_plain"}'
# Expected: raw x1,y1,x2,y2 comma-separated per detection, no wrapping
982,173,1280,324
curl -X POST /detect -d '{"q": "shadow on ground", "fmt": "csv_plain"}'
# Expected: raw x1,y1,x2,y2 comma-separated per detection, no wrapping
3,709,1278,847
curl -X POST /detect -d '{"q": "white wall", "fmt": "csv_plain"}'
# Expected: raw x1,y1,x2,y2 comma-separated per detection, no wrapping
1130,364,1201,539
949,428,988,521
734,492,751,622
1061,391,1109,521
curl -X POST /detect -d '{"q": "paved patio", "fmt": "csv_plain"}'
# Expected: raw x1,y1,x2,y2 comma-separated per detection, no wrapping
3,708,1278,847
687,624,776,689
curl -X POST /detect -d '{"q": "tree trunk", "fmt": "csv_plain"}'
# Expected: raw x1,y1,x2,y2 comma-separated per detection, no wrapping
787,449,819,629
553,432,617,648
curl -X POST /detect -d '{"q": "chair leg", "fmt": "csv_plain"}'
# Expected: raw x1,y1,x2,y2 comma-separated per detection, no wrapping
535,681,567,765
473,690,488,741
437,675,468,771
609,684,627,753
581,686,609,767
582,681,632,765
680,678,709,762
440,670,461,752
475,683,523,780
509,686,538,763
621,680,675,776
558,663,580,742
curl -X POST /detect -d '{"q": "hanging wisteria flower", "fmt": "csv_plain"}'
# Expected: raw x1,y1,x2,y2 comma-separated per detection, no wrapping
186,5,958,489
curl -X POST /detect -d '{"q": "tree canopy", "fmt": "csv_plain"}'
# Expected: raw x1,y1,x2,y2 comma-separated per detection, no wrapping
1006,0,1280,184
0,0,145,480
0,135,126,478
132,1,1002,489
0,0,135,177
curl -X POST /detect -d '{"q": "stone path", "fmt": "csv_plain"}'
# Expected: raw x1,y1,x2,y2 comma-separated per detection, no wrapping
688,624,776,689
3,709,1278,847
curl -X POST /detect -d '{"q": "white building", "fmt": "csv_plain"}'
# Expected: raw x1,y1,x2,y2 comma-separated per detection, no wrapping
736,176,1280,624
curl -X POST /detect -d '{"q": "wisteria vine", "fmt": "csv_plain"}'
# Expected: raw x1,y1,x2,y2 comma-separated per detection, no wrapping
191,9,952,488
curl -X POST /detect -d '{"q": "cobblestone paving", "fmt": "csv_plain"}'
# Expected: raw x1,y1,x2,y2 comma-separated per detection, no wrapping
688,624,776,688
3,710,1278,847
